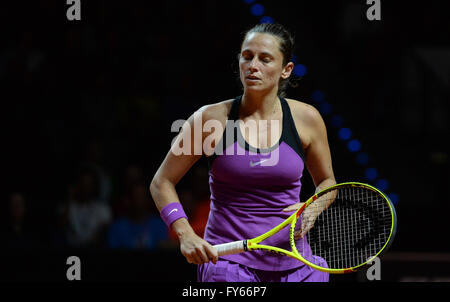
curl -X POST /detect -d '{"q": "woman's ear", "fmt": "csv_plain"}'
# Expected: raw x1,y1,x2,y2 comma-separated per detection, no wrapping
281,62,294,79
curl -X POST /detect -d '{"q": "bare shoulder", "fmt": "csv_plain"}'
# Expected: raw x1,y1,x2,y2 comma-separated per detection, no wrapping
196,99,234,123
285,98,325,128
285,98,327,148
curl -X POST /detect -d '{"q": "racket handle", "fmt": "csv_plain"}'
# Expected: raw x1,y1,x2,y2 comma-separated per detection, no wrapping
214,240,247,256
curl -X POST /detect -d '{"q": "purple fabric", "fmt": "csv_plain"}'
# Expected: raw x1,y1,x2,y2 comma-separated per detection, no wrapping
204,141,312,271
160,202,188,229
197,259,329,282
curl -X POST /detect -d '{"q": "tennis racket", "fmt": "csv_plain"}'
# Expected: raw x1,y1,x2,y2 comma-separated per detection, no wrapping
213,182,397,274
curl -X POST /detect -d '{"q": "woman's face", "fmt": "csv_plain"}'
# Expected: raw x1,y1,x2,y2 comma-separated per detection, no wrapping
239,32,293,95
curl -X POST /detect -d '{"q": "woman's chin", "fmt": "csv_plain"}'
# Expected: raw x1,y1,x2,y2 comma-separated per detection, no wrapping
244,84,275,95
244,83,263,91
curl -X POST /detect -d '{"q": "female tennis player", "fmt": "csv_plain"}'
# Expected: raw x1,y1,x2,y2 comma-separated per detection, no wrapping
150,23,336,282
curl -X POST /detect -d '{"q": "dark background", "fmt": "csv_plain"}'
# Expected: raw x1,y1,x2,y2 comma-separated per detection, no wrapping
1,0,449,283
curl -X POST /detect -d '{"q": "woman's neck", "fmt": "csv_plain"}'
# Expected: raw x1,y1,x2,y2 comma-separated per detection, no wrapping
241,89,281,120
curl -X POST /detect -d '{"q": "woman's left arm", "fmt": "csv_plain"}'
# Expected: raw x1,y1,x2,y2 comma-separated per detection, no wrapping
303,105,336,193
283,103,337,237
283,103,336,213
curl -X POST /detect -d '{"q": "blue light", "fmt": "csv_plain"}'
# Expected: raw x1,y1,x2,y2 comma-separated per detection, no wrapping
243,0,257,4
260,16,274,24
250,4,265,16
331,115,344,128
293,64,307,77
311,90,325,103
376,179,389,191
356,152,369,165
291,54,298,64
388,193,399,205
319,102,332,115
347,139,361,152
338,128,352,140
365,168,378,181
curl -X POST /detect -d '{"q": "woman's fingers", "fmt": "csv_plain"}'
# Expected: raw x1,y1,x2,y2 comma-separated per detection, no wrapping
282,202,304,212
183,247,200,264
181,234,218,265
205,244,219,264
193,244,218,264
189,252,202,264
293,209,317,240
195,246,210,264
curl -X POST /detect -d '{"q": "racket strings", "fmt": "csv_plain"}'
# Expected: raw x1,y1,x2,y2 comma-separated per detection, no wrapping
299,186,392,270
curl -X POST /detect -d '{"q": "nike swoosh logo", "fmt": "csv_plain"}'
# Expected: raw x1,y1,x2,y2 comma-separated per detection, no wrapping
168,209,178,215
249,159,269,167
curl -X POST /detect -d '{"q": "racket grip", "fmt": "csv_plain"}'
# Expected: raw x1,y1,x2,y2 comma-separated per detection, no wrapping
214,240,247,256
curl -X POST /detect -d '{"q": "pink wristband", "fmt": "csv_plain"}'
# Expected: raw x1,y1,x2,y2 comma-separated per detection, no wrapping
160,203,188,229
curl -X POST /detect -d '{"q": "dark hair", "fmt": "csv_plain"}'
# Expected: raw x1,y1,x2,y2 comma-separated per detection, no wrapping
240,23,298,97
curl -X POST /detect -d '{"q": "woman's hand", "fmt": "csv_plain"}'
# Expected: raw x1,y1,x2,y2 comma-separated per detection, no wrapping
179,231,218,265
173,219,218,265
283,192,334,240
282,202,319,240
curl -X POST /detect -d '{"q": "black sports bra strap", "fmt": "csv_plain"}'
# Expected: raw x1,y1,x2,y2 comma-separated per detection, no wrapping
280,97,306,161
228,95,242,120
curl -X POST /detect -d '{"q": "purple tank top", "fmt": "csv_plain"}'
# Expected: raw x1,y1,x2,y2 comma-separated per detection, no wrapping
204,96,310,271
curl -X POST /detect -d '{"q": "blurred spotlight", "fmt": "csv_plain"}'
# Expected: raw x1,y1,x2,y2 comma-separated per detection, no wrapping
376,179,389,191
319,102,332,115
338,128,352,140
388,193,399,205
260,16,274,24
250,4,265,16
330,115,344,128
293,64,307,77
347,139,361,152
356,152,369,165
311,90,325,103
364,167,378,181
291,54,298,64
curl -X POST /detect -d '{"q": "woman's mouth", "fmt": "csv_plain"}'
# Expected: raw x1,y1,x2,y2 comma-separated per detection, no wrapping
246,75,261,81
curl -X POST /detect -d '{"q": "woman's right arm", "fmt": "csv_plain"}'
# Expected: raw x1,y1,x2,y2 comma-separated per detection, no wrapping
150,105,224,265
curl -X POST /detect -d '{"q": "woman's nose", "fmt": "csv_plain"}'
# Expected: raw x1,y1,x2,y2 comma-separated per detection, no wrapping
249,58,258,71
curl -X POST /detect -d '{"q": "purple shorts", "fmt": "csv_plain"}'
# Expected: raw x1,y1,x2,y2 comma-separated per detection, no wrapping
197,259,329,282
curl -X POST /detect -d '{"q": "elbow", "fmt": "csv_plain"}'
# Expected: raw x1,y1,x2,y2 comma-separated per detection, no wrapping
149,175,161,196
149,174,172,197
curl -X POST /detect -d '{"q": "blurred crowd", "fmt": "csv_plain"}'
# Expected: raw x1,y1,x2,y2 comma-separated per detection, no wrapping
2,139,212,252
1,1,226,253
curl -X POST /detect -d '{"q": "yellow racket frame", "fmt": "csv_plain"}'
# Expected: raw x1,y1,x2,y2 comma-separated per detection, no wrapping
244,182,397,274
